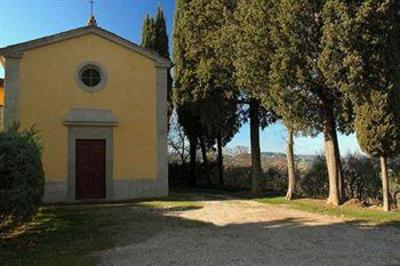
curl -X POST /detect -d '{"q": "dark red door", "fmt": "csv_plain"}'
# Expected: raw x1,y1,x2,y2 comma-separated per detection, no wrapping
76,139,106,200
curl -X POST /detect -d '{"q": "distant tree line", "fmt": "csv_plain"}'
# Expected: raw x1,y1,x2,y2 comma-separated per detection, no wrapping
144,1,400,212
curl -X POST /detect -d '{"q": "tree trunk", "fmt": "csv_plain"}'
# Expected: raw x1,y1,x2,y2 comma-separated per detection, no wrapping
349,177,355,200
217,135,224,189
189,136,198,187
380,155,391,212
199,136,212,186
323,113,342,206
199,136,209,164
250,99,263,195
167,72,173,132
394,191,400,209
335,136,345,202
285,128,296,200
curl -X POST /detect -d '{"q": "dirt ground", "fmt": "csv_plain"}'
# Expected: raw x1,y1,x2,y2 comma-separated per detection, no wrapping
98,198,400,266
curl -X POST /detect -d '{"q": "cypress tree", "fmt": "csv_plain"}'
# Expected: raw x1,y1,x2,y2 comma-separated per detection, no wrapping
142,8,173,130
341,0,400,211
319,0,355,202
233,0,277,195
173,0,201,186
233,0,298,197
141,15,156,50
141,15,150,47
268,0,353,205
154,7,174,130
154,7,169,58
285,127,296,200
182,0,241,188
198,92,241,188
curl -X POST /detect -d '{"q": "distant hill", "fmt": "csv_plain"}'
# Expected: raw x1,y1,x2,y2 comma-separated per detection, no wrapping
261,152,286,158
261,152,316,162
169,150,317,166
221,151,318,168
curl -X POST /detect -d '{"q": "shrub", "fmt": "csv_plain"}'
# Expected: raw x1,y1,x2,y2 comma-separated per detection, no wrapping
298,153,384,202
224,166,252,189
169,162,219,188
169,163,190,187
0,127,45,226
298,154,329,198
342,153,381,202
264,166,288,194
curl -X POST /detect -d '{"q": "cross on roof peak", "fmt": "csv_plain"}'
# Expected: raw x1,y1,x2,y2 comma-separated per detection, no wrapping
87,0,97,26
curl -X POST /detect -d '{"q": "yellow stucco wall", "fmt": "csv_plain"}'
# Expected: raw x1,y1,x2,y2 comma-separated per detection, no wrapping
18,33,157,181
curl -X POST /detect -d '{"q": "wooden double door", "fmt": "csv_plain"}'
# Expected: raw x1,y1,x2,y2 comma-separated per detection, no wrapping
75,139,106,200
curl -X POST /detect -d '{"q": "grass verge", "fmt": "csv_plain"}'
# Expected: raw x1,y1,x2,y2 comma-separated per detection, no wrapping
255,196,400,226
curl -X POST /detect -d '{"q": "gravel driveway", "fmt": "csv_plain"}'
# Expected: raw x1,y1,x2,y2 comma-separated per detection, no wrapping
98,198,400,266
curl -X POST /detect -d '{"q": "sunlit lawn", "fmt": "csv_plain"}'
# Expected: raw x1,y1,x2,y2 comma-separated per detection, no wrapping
256,196,400,226
0,193,203,266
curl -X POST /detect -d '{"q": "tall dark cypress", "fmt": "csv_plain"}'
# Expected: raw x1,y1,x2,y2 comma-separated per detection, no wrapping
173,0,201,186
154,7,173,129
154,7,169,58
182,0,241,188
340,0,400,211
141,15,156,51
268,0,354,206
233,0,277,195
142,7,173,130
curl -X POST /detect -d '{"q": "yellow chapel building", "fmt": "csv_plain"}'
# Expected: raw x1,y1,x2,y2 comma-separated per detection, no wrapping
0,19,170,202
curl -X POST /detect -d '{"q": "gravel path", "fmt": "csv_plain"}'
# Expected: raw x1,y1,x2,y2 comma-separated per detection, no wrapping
98,198,400,266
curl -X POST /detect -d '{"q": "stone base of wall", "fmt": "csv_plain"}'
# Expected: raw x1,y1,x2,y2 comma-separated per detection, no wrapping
43,181,68,203
112,178,168,200
43,178,169,203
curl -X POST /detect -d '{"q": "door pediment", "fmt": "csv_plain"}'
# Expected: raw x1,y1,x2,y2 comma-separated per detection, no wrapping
64,108,118,127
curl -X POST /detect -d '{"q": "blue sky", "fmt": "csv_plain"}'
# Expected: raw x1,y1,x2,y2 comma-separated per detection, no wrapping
0,0,361,155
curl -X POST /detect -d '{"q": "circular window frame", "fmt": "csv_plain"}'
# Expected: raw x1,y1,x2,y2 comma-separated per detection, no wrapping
75,61,107,92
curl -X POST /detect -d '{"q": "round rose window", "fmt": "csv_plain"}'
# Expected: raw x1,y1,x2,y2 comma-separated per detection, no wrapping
80,66,101,87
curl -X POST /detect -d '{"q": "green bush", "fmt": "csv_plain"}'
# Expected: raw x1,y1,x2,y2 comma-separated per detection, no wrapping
224,166,252,189
299,154,329,198
264,166,288,194
342,153,381,202
0,128,45,225
299,153,383,202
169,162,217,187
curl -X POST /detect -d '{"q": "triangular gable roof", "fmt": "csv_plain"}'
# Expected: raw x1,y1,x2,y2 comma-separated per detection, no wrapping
0,25,171,68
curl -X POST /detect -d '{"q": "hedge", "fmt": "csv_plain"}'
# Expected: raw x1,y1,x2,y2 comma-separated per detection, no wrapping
0,127,45,226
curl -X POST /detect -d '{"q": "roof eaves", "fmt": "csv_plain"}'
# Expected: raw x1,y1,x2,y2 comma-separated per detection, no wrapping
0,25,172,67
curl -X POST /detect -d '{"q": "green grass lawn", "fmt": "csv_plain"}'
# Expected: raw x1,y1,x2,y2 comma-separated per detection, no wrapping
255,196,400,227
0,193,204,266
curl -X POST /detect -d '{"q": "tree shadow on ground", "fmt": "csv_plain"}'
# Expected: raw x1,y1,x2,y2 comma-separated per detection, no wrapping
170,189,400,228
2,194,400,266
101,208,400,266
0,204,204,266
99,204,400,266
